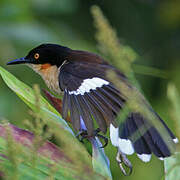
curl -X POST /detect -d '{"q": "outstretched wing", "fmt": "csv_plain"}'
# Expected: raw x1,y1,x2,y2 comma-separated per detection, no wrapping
59,61,177,162
59,61,125,135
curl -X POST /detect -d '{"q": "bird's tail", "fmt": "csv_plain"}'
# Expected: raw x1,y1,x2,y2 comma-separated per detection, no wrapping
110,112,178,162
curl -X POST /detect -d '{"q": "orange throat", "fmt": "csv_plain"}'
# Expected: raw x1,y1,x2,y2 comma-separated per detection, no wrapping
40,63,51,70
28,63,61,94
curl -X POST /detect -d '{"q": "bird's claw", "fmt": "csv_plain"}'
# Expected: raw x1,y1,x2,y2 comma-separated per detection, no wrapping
76,128,108,148
96,134,108,148
76,130,87,142
116,150,132,176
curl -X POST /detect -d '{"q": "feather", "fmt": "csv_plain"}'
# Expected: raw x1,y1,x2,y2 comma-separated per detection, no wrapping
93,90,119,114
88,91,115,125
84,93,107,133
69,94,81,131
76,95,94,136
59,59,177,159
62,89,69,120
104,85,126,103
98,87,124,108
132,113,171,158
126,115,151,157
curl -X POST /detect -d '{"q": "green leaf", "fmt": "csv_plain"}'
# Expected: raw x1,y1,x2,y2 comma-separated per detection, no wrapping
0,66,111,179
91,138,112,180
0,123,106,179
0,66,54,112
0,66,71,132
164,153,180,180
165,83,180,180
167,83,180,126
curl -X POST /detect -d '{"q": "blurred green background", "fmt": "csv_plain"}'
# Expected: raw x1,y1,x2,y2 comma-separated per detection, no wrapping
0,0,180,179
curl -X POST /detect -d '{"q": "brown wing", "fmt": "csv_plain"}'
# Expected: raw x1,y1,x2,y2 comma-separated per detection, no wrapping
58,60,177,162
59,61,125,135
68,50,109,64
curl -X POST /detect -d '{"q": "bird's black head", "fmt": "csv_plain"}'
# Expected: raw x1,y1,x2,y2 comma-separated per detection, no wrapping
7,43,71,67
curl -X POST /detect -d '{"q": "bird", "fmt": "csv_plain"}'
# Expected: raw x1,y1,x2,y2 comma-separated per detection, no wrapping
7,43,178,172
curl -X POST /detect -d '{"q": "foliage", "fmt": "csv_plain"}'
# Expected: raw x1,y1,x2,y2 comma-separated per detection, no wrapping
92,2,176,156
0,66,111,180
164,84,180,180
91,6,180,179
0,1,180,180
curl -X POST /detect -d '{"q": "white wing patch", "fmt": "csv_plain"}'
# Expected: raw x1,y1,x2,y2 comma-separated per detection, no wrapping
69,77,109,95
173,138,179,144
137,154,151,162
110,124,134,155
118,138,134,155
110,124,119,147
159,157,164,161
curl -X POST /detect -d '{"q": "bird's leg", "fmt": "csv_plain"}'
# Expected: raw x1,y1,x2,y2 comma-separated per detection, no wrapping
93,128,108,148
76,130,88,142
76,128,108,148
96,134,108,148
116,150,132,176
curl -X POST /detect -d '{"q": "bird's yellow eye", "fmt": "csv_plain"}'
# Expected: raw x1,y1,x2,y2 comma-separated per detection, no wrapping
34,53,40,60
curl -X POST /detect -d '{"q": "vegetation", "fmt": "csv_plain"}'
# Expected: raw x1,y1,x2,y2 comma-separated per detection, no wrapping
0,1,180,180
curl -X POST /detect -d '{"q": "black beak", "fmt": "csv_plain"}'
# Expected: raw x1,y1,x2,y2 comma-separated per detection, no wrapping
7,57,30,65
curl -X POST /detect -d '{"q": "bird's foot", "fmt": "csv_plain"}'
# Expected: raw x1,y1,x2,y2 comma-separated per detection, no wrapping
76,128,108,148
116,150,132,176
